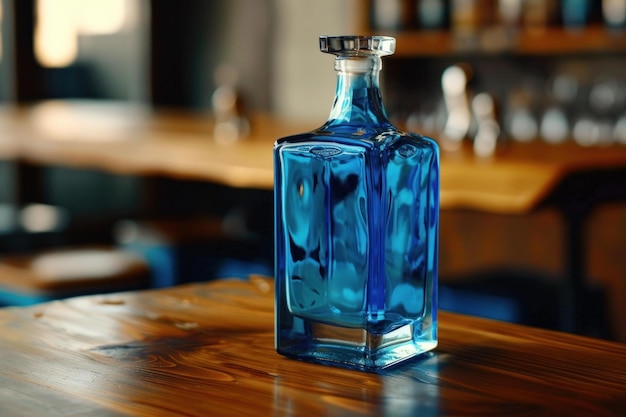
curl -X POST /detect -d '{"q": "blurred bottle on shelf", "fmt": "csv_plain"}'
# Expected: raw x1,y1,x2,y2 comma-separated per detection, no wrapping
523,0,559,31
562,0,591,30
441,64,473,150
472,92,501,157
497,0,523,28
613,114,626,143
211,64,250,144
371,0,414,30
451,0,498,34
572,115,601,146
603,0,626,29
405,99,446,137
539,72,578,144
585,77,624,145
540,106,570,143
373,0,626,33
504,80,540,143
369,0,626,148
417,0,449,29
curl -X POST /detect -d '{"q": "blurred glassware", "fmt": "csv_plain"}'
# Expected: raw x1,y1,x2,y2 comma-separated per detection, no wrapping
573,115,601,146
550,73,579,105
20,204,69,233
523,0,558,31
505,85,539,142
472,92,501,157
405,99,446,135
595,119,615,145
497,0,523,28
589,78,622,116
451,0,481,35
562,0,591,30
603,0,626,29
539,72,579,145
588,77,625,145
0,204,18,234
418,0,448,29
441,64,473,150
371,0,406,30
212,64,250,144
613,114,626,143
509,107,538,142
540,107,569,144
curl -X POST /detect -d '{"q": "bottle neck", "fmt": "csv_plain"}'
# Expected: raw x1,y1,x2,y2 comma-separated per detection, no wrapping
325,56,391,131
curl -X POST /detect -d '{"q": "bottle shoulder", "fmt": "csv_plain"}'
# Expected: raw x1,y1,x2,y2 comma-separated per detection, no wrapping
275,126,439,153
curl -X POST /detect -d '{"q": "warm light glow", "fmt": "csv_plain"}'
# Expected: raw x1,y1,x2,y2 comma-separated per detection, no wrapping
35,0,79,68
20,204,69,233
77,0,127,35
29,100,143,142
35,0,127,68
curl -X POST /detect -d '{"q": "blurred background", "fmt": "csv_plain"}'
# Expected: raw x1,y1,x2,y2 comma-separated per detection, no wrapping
0,0,625,343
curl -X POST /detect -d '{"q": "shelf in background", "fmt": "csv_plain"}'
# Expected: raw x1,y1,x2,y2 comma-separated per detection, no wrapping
388,25,626,57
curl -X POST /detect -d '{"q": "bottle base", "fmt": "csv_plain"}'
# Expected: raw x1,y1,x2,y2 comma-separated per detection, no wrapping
277,318,437,371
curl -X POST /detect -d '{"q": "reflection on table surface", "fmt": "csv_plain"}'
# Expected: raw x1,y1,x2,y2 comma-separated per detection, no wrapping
0,276,625,416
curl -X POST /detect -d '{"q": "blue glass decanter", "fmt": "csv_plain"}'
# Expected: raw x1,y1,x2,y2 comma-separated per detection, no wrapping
274,35,439,371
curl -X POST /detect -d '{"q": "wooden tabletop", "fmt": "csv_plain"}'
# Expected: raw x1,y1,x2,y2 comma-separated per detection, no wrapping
1,276,624,416
3,100,626,214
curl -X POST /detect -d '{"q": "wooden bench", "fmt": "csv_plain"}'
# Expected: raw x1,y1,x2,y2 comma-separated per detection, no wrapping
0,246,151,306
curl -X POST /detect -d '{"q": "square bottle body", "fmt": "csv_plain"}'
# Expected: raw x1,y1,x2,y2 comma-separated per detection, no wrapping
274,131,439,371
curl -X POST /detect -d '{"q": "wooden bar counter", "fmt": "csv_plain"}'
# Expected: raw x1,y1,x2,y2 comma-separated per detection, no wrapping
3,100,626,214
1,276,625,416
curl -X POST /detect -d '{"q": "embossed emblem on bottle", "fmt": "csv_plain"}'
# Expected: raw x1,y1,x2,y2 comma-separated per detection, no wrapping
310,146,342,157
397,144,417,158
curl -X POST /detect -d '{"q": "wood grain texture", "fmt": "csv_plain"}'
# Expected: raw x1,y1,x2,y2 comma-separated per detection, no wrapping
3,100,626,214
1,276,624,416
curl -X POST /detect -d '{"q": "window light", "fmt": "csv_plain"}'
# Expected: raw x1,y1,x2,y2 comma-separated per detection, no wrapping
34,0,127,68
